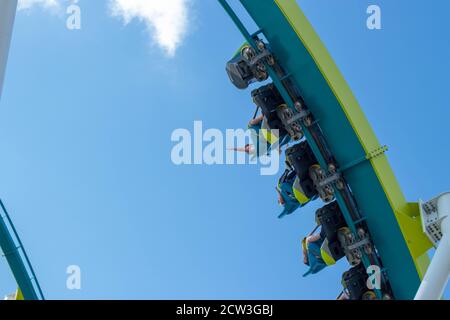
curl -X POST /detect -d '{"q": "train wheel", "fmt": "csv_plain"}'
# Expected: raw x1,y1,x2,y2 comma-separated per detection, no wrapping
303,116,313,127
362,291,377,300
256,40,266,51
241,46,255,62
382,294,393,300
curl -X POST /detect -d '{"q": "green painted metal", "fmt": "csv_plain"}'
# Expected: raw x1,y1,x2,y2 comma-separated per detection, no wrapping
219,0,432,299
0,200,44,300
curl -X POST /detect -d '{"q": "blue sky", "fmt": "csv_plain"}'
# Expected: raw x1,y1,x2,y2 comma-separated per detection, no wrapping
0,0,449,300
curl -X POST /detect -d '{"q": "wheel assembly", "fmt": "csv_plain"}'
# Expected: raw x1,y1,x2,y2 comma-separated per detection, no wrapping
338,227,362,266
309,165,335,203
241,46,255,62
362,291,377,300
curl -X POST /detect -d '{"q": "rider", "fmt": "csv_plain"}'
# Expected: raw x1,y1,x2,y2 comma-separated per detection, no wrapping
276,167,301,219
231,114,290,159
276,162,316,219
301,227,328,277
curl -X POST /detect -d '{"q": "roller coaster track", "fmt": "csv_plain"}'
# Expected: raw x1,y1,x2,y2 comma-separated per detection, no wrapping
0,200,44,300
218,0,434,300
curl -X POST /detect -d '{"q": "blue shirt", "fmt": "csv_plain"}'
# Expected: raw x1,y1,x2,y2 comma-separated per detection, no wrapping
248,121,291,159
303,236,327,277
278,169,301,218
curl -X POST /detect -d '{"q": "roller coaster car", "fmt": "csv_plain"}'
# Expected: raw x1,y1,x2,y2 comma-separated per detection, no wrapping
285,142,318,200
251,83,289,137
316,202,346,263
342,264,376,300
226,43,271,90
252,83,304,141
286,142,336,203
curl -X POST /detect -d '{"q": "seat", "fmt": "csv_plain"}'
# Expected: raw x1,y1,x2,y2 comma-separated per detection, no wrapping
251,83,289,138
286,141,318,200
316,201,347,262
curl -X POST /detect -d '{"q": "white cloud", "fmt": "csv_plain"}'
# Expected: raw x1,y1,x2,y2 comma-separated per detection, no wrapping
109,0,191,57
17,0,191,57
18,0,61,11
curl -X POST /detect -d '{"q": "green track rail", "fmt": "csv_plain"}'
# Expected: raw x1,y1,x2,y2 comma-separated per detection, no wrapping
0,199,44,300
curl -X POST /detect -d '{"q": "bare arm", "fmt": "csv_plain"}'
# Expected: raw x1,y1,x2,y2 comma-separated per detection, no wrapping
337,292,349,300
229,147,247,153
306,233,322,244
228,145,253,154
302,239,309,264
249,115,264,126
275,187,285,205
